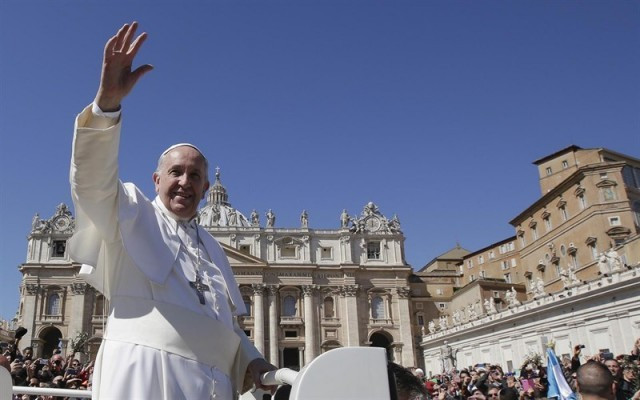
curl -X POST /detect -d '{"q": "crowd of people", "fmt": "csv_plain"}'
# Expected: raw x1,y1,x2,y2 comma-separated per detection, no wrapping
1,328,93,399
402,339,640,400
3,332,640,399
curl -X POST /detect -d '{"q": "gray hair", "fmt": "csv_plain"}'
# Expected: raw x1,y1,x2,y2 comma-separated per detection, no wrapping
156,143,209,180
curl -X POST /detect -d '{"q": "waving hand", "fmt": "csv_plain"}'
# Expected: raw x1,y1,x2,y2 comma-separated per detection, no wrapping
95,21,153,112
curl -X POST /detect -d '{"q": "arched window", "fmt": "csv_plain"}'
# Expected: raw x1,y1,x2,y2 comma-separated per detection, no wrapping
243,296,252,316
283,295,297,317
371,296,385,319
94,295,105,316
323,297,335,318
47,294,61,315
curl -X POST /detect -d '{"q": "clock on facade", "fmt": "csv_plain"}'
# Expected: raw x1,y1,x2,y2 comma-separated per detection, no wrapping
364,216,381,232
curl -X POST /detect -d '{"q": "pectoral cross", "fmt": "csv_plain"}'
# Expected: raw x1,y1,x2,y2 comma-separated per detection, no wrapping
189,274,209,305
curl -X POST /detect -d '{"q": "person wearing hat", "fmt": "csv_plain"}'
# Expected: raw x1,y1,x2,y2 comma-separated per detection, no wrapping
69,21,276,399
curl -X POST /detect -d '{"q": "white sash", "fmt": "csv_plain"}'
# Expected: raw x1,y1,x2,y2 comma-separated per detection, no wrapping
104,296,240,376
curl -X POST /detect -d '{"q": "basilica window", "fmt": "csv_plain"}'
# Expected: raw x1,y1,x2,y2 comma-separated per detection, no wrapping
371,296,385,319
94,294,106,316
239,245,251,255
283,295,298,317
367,241,381,260
609,216,621,226
276,237,301,259
51,240,66,258
281,245,296,258
243,296,253,316
504,273,512,283
47,293,61,315
323,297,335,318
417,314,425,326
320,247,333,260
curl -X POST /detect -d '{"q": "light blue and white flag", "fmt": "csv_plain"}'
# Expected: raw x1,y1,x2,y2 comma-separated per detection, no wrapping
546,348,576,400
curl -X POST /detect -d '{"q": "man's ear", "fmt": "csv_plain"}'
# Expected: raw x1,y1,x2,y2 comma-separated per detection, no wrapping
202,180,210,199
152,172,160,193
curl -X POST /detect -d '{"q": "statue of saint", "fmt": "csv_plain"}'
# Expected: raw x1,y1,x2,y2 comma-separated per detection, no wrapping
340,209,350,228
250,209,259,226
266,209,276,228
606,248,622,271
300,210,308,228
466,303,477,320
228,208,237,226
439,315,448,330
598,252,611,276
452,309,461,325
506,287,520,306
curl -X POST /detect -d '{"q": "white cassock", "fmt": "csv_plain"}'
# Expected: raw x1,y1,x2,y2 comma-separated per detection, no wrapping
69,105,261,400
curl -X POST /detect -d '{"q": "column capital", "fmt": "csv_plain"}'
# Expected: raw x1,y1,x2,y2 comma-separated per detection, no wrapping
396,287,411,298
339,284,359,297
302,285,318,297
71,282,89,295
24,283,40,295
252,283,266,295
266,285,279,296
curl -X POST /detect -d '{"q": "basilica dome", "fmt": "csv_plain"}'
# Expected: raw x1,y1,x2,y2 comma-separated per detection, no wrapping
198,169,252,227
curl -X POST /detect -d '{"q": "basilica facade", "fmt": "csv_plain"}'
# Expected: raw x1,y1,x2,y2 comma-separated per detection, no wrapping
15,170,417,369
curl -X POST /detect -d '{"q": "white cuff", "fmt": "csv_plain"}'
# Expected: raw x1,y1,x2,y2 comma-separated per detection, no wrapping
91,102,121,119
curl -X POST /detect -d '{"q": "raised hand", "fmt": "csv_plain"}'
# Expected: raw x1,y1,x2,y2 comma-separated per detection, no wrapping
95,21,153,112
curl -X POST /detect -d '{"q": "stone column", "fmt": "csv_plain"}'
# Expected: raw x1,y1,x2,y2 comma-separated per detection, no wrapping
302,285,317,364
267,285,279,366
340,236,352,263
252,284,265,355
396,287,415,366
21,284,40,348
342,285,360,347
68,283,89,342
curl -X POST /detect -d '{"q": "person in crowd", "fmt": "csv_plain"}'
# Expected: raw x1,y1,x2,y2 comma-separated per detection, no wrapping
0,354,9,373
389,362,430,400
497,387,518,400
486,386,500,399
619,363,638,400
576,361,616,400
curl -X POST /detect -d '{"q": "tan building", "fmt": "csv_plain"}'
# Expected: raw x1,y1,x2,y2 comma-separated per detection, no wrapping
420,145,640,375
459,237,520,287
511,145,640,294
15,172,417,369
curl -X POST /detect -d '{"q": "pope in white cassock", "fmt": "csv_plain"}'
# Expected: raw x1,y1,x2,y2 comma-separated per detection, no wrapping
68,22,276,399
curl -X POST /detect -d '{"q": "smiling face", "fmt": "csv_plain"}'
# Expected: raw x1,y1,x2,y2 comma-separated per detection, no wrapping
153,146,209,220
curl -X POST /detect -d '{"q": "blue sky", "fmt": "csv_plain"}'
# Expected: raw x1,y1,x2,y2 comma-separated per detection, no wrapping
1,1,638,320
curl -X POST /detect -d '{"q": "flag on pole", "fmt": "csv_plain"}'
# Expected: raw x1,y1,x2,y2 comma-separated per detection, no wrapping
546,348,576,400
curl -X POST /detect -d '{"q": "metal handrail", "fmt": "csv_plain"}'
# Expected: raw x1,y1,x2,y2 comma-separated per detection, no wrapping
12,386,92,398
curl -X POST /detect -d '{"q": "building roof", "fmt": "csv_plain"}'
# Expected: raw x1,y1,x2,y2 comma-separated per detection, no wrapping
417,244,470,273
532,145,583,165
